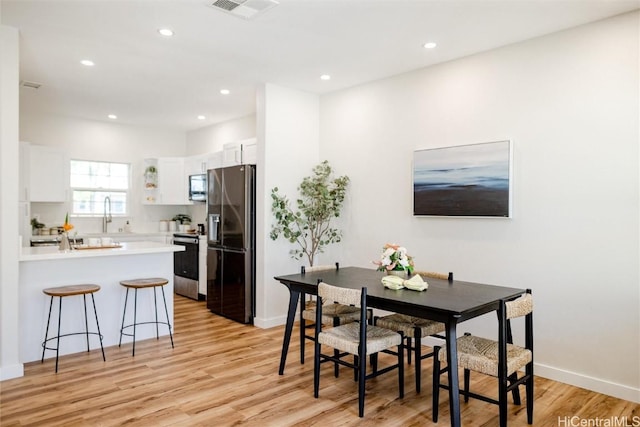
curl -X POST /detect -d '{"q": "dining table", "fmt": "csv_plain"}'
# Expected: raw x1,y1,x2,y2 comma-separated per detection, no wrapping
274,266,525,427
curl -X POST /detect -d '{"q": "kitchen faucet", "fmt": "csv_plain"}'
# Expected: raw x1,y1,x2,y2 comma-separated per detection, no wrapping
103,196,112,233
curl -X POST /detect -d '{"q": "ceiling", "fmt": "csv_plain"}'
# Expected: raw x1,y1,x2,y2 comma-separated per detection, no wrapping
2,0,638,132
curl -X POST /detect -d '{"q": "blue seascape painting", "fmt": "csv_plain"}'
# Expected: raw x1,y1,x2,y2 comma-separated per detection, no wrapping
413,140,511,217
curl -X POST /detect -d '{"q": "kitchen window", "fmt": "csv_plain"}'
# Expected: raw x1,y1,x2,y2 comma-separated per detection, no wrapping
70,160,130,216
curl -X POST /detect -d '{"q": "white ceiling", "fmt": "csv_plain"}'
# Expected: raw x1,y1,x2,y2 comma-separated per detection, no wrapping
2,0,638,132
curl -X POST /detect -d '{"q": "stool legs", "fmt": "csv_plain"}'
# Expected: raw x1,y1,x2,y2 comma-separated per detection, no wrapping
119,285,174,356
90,293,106,362
41,293,105,373
160,286,174,348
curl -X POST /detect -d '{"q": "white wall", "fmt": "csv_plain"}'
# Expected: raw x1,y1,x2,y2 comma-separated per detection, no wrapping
0,25,24,380
20,112,187,233
320,12,639,402
254,83,321,327
186,115,256,156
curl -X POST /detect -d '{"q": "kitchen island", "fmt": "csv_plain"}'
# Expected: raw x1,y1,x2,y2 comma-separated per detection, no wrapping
19,241,184,363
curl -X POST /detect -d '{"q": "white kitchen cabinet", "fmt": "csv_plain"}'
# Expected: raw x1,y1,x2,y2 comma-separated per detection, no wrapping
206,151,223,170
29,144,68,202
157,157,191,205
185,154,208,176
241,139,257,165
222,142,242,167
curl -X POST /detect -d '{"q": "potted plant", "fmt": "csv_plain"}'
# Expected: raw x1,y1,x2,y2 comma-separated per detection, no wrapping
270,160,349,266
30,217,46,235
145,165,157,188
172,213,192,232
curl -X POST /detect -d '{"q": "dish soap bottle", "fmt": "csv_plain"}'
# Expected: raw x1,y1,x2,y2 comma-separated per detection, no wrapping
124,221,132,233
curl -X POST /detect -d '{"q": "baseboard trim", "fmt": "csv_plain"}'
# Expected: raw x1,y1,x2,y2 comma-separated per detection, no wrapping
253,314,287,329
0,363,24,381
535,362,640,403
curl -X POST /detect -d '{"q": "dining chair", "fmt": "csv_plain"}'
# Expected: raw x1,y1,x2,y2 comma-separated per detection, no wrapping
432,290,534,427
373,270,452,392
313,282,404,417
300,263,371,374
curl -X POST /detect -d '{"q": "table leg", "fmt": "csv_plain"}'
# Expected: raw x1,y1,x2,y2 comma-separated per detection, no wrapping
278,287,300,375
445,317,461,427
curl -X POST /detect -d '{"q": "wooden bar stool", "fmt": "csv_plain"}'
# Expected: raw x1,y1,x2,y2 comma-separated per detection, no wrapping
118,278,174,356
41,284,106,373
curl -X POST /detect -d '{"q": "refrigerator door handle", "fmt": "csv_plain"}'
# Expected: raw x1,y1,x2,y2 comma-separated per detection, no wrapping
208,213,220,244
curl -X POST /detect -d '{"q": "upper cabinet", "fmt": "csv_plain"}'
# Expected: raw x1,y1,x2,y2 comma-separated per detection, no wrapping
185,154,209,176
221,138,257,167
222,142,242,167
29,144,68,203
241,138,257,165
206,151,223,170
143,157,191,205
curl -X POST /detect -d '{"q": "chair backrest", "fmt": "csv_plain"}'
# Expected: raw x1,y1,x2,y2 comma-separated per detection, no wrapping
318,282,361,306
506,292,533,319
413,270,453,281
500,290,533,356
302,262,339,274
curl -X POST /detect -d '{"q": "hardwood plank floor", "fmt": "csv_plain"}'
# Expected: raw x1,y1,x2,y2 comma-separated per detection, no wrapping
1,295,638,426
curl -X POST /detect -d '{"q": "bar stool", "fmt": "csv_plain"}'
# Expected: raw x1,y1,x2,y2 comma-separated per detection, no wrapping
118,278,174,356
41,284,106,373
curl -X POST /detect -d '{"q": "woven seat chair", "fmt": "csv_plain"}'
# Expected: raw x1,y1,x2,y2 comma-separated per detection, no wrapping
299,263,371,374
374,271,452,392
313,282,404,418
432,290,534,427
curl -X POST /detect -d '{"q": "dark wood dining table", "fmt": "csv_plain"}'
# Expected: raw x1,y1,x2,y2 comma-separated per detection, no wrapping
274,266,525,427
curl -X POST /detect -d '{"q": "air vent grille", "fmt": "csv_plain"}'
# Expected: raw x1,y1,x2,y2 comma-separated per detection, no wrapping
209,0,278,19
212,0,241,11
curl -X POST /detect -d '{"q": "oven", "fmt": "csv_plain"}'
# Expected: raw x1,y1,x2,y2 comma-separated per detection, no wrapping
173,234,200,300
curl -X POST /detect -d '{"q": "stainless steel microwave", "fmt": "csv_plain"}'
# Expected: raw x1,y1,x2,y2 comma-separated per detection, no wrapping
189,174,206,202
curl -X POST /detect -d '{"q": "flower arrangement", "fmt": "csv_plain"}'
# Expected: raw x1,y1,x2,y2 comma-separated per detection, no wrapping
63,213,74,232
373,243,414,274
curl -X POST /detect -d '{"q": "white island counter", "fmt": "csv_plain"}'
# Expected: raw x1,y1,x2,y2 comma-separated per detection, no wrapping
19,241,184,363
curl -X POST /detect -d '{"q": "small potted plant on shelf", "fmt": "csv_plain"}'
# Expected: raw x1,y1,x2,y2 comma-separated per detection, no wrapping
144,165,157,188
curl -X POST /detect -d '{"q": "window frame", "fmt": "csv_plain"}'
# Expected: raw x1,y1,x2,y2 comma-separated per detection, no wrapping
69,159,131,217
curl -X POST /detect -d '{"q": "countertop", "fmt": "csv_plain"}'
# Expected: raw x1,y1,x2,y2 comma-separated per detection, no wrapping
20,241,184,262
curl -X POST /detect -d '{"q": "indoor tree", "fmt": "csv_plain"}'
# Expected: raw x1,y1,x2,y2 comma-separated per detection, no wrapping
270,160,349,267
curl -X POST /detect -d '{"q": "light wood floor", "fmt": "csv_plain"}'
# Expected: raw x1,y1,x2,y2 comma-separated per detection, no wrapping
1,295,637,426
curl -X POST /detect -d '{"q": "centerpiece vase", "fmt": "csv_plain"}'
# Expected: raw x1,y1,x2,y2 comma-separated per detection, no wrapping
386,269,408,278
58,232,71,251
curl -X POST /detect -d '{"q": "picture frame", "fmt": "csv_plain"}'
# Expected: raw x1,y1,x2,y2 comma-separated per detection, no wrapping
413,140,512,217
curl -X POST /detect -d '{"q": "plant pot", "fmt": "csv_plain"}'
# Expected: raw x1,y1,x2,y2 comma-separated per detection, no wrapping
386,270,408,278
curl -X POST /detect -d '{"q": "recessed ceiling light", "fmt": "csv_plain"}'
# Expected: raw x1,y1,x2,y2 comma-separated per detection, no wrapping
197,115,206,120
220,89,230,95
320,74,331,81
80,60,95,67
108,114,117,119
423,42,437,49
158,28,174,37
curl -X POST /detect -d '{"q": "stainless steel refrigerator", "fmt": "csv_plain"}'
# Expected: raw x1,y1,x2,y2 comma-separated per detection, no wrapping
206,165,256,324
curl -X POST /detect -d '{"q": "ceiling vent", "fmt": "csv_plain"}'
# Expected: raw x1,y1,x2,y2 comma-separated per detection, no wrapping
209,0,278,20
20,80,42,89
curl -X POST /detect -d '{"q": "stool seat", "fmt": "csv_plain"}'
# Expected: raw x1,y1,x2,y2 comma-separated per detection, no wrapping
120,278,168,288
43,284,101,297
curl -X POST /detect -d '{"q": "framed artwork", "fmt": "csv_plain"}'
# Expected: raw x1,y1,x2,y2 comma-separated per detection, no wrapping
413,140,512,217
